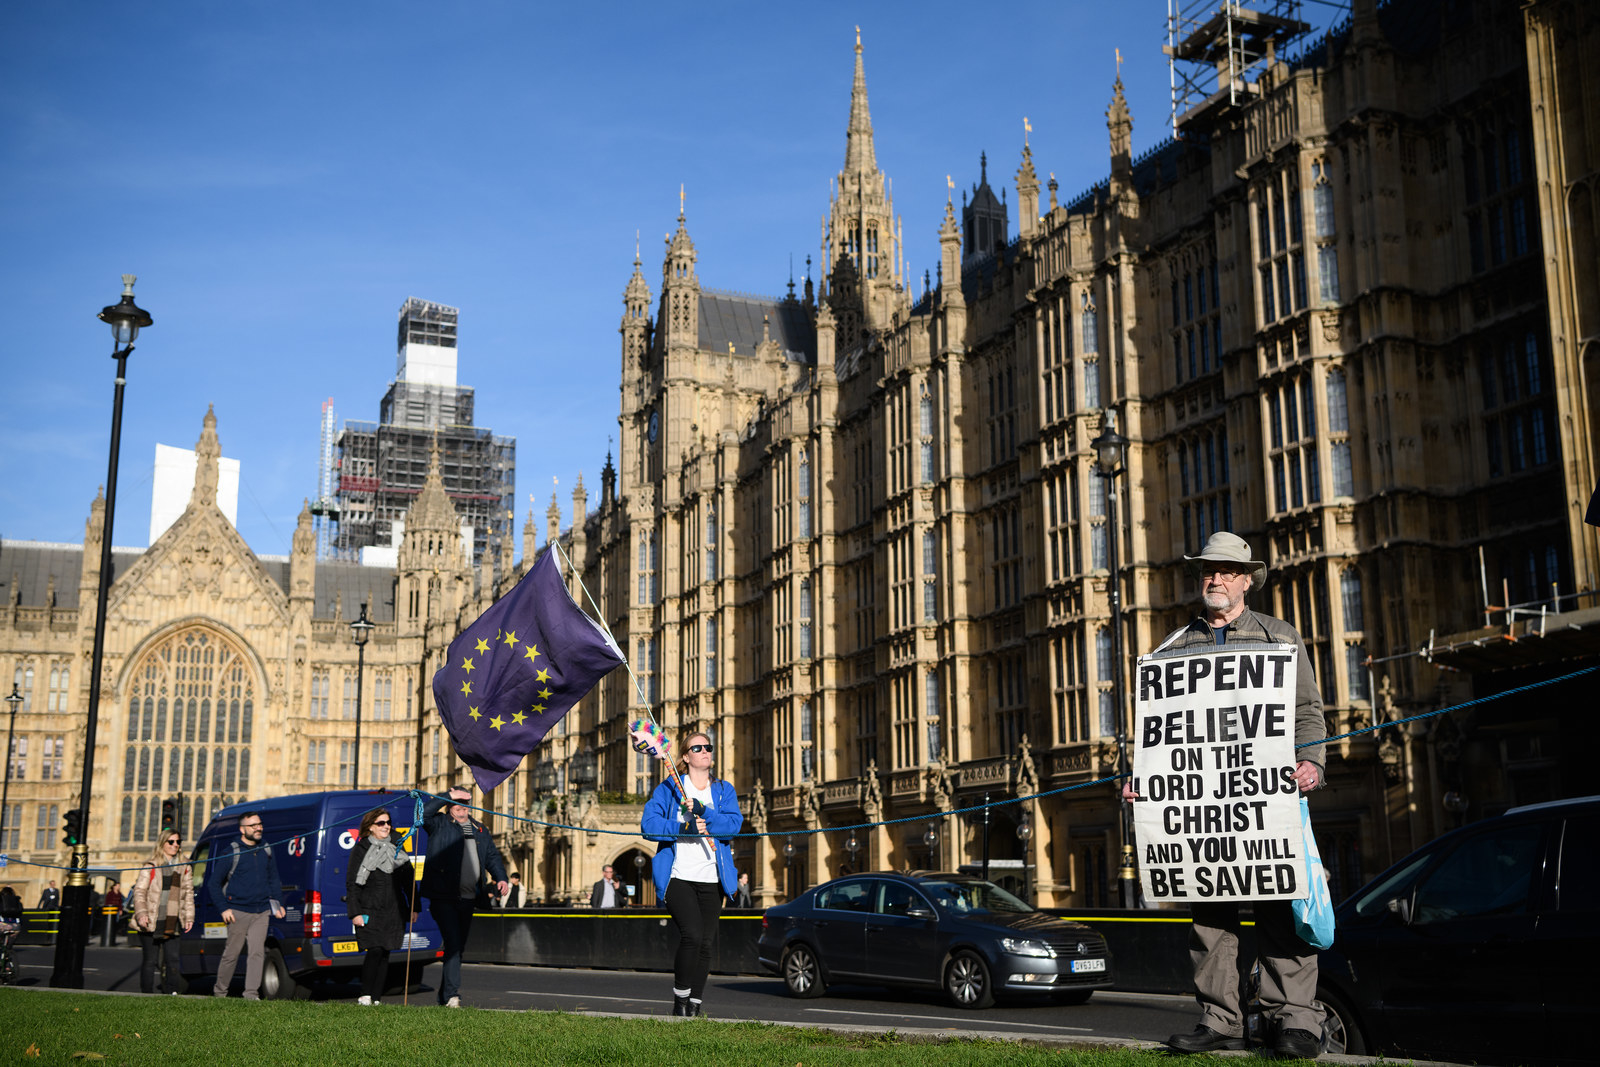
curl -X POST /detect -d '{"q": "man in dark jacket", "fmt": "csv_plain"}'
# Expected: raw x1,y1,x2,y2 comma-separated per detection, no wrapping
422,786,507,1007
206,811,284,1000
38,880,60,910
1128,533,1327,1059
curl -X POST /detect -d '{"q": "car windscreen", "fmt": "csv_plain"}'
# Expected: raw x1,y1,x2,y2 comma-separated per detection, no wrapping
918,880,1032,915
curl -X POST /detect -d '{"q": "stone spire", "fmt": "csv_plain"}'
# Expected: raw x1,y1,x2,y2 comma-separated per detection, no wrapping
843,25,877,176
662,190,699,349
1108,76,1133,193
408,435,459,533
1016,119,1040,238
191,405,221,508
546,492,562,548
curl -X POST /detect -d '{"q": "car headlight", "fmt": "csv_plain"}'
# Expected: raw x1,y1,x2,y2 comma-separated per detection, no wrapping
1000,937,1056,958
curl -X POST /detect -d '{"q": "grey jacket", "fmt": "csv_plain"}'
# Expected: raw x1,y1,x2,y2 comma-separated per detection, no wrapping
1156,607,1326,770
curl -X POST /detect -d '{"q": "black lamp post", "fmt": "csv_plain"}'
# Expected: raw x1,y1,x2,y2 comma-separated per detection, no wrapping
348,603,375,790
844,831,861,873
980,792,992,882
1016,813,1034,905
534,757,557,797
2,684,22,856
53,276,152,988
1090,410,1137,909
783,836,796,898
922,822,939,868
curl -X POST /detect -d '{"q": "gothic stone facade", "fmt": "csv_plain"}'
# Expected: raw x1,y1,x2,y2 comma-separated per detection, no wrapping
550,0,1598,907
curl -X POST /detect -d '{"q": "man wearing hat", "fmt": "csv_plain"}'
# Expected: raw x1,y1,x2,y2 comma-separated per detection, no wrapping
1126,531,1327,1059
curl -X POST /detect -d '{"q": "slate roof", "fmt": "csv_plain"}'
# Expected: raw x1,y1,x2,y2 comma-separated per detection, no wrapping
0,538,395,622
698,291,815,362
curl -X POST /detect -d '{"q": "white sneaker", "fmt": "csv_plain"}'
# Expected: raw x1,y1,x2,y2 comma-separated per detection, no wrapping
357,995,373,1005
445,996,461,1008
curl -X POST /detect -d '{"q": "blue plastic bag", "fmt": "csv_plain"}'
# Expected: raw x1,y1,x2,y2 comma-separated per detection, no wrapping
1292,796,1336,950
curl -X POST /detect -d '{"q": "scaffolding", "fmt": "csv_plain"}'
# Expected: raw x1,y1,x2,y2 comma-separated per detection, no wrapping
310,397,339,559
1164,0,1317,135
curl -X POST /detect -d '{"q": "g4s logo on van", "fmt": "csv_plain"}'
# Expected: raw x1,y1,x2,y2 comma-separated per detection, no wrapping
338,827,416,851
287,836,306,857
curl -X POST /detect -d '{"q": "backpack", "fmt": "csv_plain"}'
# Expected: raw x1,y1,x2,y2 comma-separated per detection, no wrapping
221,840,272,890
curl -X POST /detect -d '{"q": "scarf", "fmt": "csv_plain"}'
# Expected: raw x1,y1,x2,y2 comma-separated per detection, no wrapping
355,835,410,885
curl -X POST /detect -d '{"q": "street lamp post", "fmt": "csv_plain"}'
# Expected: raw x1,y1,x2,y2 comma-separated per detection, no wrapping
1091,410,1138,909
2,685,22,856
980,792,991,882
922,822,939,869
1016,814,1034,905
783,836,796,898
844,832,861,874
53,276,152,988
348,604,375,790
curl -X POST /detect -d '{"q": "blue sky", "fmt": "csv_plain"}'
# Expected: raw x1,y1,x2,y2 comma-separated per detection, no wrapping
1,2,1343,559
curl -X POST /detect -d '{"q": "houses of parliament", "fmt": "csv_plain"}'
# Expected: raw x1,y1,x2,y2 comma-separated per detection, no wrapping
2,0,1596,908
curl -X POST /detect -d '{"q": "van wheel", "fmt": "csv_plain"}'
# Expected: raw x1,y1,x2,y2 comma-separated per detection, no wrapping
385,960,429,997
261,947,310,1001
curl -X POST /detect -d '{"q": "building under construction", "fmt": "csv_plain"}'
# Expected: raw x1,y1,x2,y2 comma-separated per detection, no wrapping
330,298,515,566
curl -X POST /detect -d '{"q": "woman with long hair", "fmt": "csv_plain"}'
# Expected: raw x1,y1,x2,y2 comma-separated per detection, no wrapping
640,730,743,1017
346,807,415,1005
130,830,194,994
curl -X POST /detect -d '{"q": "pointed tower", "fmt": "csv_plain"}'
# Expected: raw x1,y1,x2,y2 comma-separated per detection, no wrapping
962,153,1009,262
1108,76,1134,200
290,500,316,616
827,28,901,336
398,436,467,624
191,405,222,509
1016,123,1040,238
621,242,652,374
661,195,699,351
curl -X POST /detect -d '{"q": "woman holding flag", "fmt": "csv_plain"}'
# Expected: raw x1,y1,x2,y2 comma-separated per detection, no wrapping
640,729,743,1017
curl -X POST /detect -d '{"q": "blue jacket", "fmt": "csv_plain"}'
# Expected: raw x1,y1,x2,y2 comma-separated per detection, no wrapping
641,777,742,899
206,837,283,914
419,796,508,903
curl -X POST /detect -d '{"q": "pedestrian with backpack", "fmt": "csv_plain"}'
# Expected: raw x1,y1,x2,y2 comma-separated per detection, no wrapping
206,811,283,1000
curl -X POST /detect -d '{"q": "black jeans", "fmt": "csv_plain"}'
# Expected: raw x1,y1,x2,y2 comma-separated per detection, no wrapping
664,879,722,999
428,898,476,1004
361,946,392,999
138,930,182,994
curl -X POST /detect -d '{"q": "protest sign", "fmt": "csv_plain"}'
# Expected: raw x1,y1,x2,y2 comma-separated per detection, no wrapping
1131,644,1306,903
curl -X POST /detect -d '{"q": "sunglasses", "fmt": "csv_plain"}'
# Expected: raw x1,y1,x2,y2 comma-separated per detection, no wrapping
164,838,181,845
372,819,392,826
687,744,713,754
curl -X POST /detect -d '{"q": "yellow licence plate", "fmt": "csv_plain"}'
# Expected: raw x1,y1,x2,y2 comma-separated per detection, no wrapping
332,941,360,954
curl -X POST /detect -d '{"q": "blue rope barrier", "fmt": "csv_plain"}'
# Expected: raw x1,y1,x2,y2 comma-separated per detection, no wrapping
2,661,1593,872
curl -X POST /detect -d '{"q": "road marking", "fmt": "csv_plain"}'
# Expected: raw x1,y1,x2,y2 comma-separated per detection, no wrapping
507,991,655,1004
801,1008,1090,1031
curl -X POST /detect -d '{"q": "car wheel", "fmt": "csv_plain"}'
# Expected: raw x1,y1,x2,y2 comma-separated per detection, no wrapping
1053,988,1094,1006
260,947,310,1001
945,950,994,1009
1316,990,1365,1056
782,944,825,999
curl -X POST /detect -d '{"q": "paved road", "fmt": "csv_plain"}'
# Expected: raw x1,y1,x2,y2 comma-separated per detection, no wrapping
7,942,1195,1045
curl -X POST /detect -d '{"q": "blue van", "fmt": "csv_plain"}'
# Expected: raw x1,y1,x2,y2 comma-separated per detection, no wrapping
179,790,442,999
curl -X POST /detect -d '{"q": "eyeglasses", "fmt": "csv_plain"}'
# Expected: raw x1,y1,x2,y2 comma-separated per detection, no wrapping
371,819,391,826
240,822,262,829
1200,567,1251,580
687,744,713,754
164,838,181,845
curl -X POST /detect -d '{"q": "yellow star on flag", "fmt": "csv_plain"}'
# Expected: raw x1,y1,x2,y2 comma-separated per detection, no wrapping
536,668,550,682
489,715,506,731
538,687,552,700
474,638,490,654
460,680,473,697
468,706,481,721
460,657,475,673
502,630,519,647
523,645,539,663
511,710,527,726
532,703,546,714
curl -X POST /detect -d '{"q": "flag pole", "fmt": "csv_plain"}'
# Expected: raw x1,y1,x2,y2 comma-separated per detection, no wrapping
549,539,691,803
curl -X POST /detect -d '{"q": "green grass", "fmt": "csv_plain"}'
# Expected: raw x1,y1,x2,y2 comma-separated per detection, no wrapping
0,990,1178,1067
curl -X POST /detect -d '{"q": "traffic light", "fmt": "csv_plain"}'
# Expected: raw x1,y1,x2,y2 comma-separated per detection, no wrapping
160,798,177,831
63,808,84,848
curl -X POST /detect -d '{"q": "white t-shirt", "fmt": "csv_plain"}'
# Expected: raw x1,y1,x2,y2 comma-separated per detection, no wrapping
670,779,720,884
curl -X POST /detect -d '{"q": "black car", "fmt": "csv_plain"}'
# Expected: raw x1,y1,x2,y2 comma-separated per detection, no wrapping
1313,795,1597,1064
757,871,1114,1009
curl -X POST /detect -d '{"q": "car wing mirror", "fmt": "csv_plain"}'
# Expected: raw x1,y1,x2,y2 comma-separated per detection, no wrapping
1386,896,1411,924
907,905,935,920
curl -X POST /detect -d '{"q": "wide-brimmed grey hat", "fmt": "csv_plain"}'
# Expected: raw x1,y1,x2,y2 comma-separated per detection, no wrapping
1184,531,1266,583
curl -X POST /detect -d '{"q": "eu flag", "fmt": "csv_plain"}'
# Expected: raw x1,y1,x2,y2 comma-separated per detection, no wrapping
431,549,624,793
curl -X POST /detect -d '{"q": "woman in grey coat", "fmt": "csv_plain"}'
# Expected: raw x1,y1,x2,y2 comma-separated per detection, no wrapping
346,808,416,1005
